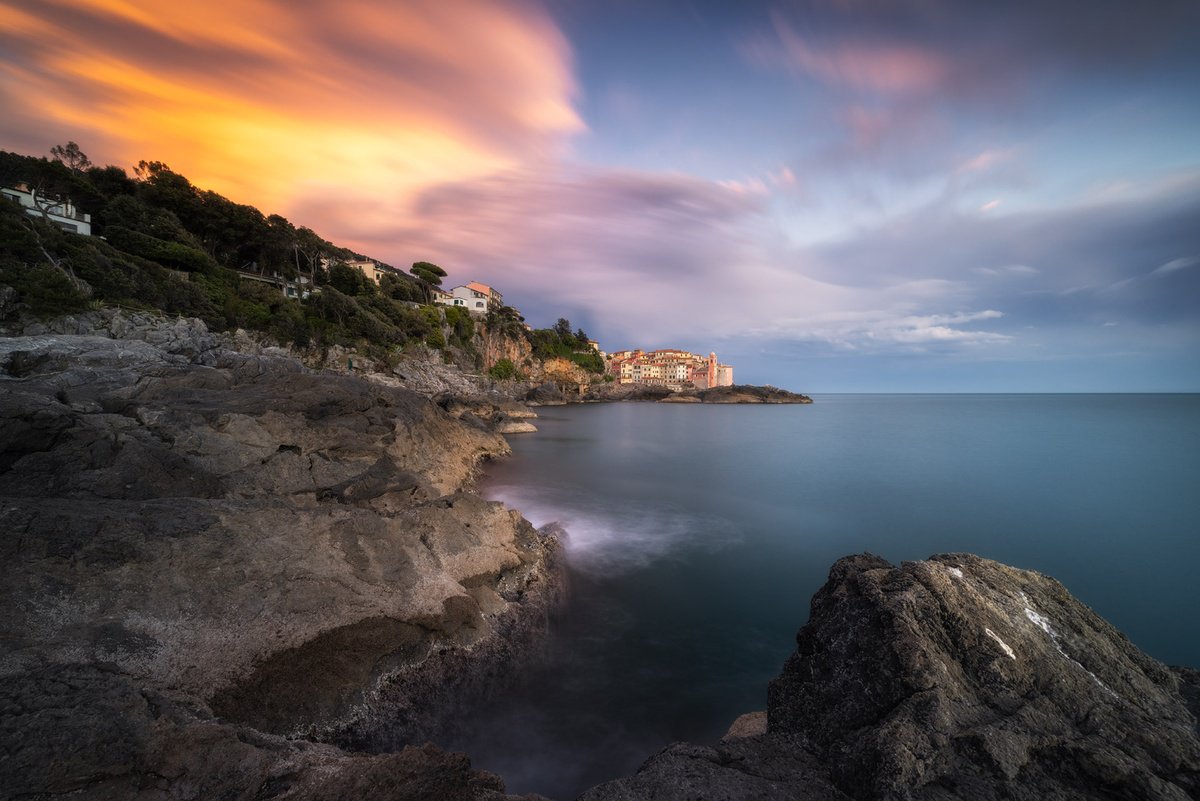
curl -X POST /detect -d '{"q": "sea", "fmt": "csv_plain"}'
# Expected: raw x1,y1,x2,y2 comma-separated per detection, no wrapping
443,394,1200,800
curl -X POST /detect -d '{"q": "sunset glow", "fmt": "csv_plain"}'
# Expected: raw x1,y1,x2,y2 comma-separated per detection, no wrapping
2,0,580,213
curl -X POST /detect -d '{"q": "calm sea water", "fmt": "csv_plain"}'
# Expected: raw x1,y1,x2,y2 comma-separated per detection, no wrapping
446,395,1200,800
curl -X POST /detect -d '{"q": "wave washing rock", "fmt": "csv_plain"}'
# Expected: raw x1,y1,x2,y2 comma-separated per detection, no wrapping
0,329,564,800
583,553,1200,801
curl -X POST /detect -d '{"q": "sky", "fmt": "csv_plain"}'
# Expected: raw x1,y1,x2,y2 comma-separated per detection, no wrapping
2,0,1199,391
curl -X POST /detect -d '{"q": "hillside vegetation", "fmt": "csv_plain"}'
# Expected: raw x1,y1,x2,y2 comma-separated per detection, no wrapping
0,145,601,376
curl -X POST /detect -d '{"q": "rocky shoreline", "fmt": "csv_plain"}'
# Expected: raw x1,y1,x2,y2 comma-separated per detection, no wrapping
0,320,565,799
2,311,1196,800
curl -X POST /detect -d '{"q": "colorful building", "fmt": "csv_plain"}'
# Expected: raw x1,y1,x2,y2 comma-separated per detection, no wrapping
608,348,734,390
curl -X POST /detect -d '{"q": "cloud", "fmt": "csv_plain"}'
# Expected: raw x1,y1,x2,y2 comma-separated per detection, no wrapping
1151,256,1199,276
808,170,1200,335
763,11,949,95
752,1,1200,102
743,1,1200,187
753,308,1011,351
0,0,581,216
322,165,791,340
309,162,1020,354
974,264,1038,276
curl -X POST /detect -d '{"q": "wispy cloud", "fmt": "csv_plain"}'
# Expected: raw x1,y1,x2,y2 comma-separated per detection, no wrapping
1151,256,1199,276
762,11,949,95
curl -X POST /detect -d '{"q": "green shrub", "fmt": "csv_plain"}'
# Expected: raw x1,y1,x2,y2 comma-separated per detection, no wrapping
0,257,90,318
569,350,605,374
487,358,518,380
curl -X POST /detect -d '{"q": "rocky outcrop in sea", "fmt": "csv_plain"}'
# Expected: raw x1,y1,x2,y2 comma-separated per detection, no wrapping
582,382,812,404
0,322,563,799
583,553,1200,800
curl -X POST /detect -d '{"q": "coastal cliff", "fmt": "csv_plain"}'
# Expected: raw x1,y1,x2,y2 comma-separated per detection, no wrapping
0,322,563,799
583,553,1200,800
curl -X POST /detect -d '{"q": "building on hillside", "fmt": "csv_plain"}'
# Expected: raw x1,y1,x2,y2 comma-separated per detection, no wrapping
343,259,396,285
236,270,313,300
431,287,455,306
465,281,503,307
3,184,91,235
446,282,502,314
450,284,487,312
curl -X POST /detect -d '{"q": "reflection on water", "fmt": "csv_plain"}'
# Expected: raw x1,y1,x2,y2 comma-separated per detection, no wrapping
443,396,1200,800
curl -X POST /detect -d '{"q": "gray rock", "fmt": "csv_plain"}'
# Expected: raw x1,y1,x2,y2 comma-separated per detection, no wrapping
0,331,563,800
586,554,1200,800
578,736,850,801
768,553,1200,800
525,382,567,406
0,663,523,801
495,419,538,434
698,385,812,404
2,308,222,363
722,710,768,741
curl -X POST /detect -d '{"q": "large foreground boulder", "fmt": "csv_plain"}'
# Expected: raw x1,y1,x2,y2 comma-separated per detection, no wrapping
584,554,1200,800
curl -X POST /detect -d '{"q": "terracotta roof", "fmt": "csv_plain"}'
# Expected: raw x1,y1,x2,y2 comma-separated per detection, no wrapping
465,281,493,295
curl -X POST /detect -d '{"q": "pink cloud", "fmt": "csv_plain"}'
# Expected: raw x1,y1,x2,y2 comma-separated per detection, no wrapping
766,11,949,95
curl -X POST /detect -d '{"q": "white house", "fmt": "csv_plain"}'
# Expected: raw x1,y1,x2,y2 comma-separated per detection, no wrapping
2,184,91,235
450,284,489,312
464,281,503,307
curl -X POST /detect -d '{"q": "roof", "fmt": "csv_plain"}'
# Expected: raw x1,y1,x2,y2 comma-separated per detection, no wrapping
465,281,493,296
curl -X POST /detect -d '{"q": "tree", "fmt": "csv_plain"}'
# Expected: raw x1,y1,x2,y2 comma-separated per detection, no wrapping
553,318,572,339
328,262,367,296
50,141,91,173
409,260,447,303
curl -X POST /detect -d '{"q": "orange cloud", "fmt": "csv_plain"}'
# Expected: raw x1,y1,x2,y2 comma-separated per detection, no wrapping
0,0,582,239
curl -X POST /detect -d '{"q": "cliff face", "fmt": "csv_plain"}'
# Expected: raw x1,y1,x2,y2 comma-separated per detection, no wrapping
584,553,1200,801
0,325,563,799
480,326,533,373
